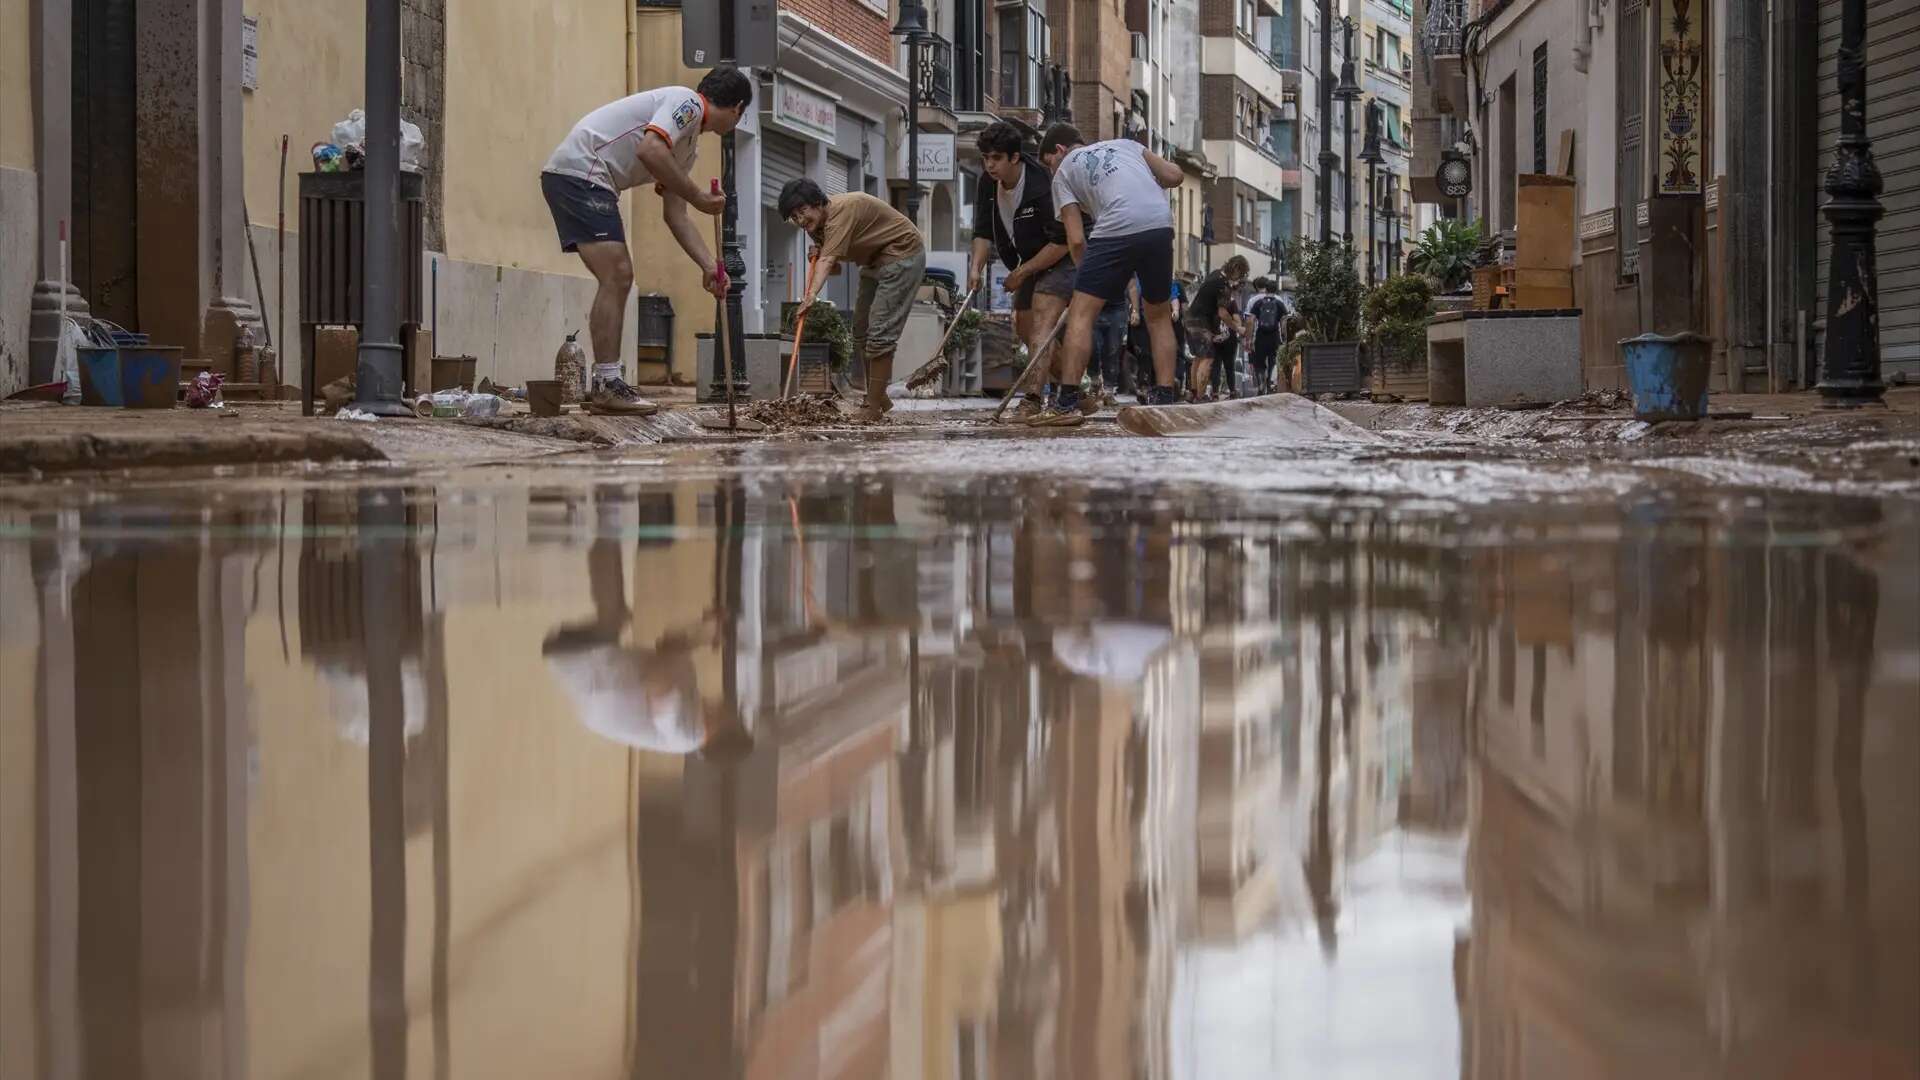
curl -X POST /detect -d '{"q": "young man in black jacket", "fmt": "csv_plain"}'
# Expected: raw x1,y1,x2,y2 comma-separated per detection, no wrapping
967,122,1084,419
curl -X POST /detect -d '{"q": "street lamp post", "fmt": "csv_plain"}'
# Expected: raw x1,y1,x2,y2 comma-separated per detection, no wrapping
1815,0,1885,405
1333,20,1363,256
893,2,928,226
1359,101,1384,287
706,0,750,406
1318,0,1336,244
352,0,411,417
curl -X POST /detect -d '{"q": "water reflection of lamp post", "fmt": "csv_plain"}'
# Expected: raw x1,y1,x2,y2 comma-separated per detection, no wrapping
1815,0,1886,405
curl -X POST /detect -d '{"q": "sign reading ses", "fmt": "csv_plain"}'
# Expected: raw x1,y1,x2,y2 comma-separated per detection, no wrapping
770,74,837,143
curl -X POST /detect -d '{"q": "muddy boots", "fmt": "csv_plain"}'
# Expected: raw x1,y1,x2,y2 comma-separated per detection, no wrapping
854,351,895,423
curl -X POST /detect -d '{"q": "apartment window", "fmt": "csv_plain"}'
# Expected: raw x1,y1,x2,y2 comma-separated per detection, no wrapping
1239,0,1258,35
956,0,986,110
1532,42,1548,173
998,3,1047,110
1384,102,1403,146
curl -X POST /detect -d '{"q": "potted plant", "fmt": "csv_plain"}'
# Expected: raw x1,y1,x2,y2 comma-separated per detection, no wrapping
1283,237,1365,394
1362,274,1435,394
1407,219,1481,293
779,301,857,393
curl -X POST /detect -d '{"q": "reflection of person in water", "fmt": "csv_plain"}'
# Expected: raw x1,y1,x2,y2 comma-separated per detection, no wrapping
542,537,753,759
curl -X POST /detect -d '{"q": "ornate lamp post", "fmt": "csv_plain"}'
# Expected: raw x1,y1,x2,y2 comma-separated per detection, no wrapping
352,0,411,417
1333,19,1364,254
706,0,751,407
1358,101,1384,286
1318,0,1337,244
1815,0,1885,405
893,1,929,225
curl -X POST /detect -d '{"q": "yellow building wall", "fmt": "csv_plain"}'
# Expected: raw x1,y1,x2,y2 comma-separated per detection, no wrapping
1,0,32,170
240,0,365,231
629,6,723,381
442,0,634,276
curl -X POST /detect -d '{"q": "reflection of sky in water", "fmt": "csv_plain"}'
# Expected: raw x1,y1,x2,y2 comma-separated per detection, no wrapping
1175,832,1470,1080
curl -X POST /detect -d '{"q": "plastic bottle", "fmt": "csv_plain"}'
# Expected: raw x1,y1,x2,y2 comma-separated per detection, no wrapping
554,331,588,404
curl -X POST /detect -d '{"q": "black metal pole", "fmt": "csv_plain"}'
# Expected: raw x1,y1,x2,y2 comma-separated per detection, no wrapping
353,0,410,416
711,4,749,405
1815,0,1885,406
1366,161,1377,285
906,35,923,225
1318,1,1335,244
1341,22,1354,253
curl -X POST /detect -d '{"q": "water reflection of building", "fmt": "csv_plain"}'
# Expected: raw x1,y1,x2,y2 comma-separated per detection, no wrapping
1458,499,1920,1079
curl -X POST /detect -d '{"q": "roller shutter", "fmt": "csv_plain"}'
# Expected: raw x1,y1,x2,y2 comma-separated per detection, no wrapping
1814,0,1920,378
761,131,807,208
825,153,856,197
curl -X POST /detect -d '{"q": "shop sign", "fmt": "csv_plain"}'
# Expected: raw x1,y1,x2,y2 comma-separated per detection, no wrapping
769,74,838,143
898,134,956,182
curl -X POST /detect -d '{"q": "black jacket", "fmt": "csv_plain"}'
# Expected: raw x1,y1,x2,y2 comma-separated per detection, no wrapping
971,154,1068,270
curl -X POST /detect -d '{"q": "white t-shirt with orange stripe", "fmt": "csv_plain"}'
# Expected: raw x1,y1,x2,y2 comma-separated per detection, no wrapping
544,86,705,195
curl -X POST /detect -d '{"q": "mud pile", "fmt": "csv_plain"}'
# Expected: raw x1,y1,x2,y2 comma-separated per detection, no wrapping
745,394,885,431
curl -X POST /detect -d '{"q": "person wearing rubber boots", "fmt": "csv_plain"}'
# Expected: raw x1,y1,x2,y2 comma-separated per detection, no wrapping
782,179,926,422
542,68,753,415
1034,123,1185,427
966,122,1091,421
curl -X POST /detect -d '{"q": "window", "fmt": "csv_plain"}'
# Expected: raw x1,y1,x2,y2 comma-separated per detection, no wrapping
1384,103,1403,146
1532,42,1548,173
956,0,986,110
997,4,1047,110
1239,0,1258,35
1499,75,1517,227
1617,0,1644,279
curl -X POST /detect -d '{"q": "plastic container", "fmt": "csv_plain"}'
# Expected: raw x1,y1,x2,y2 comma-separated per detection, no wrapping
526,379,563,417
553,332,588,404
77,346,122,406
1620,332,1712,421
120,346,184,409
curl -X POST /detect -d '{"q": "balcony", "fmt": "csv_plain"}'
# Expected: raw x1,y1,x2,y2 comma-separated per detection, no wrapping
1271,48,1301,71
1419,0,1469,114
913,32,959,132
1201,33,1294,110
1423,0,1465,55
1202,137,1296,201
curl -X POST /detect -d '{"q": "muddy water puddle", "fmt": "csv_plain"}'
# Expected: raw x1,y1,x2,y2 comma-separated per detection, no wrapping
1,468,1916,1079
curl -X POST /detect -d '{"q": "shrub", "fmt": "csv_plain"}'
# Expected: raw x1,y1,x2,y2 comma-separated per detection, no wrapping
1407,219,1481,292
1281,238,1363,342
1363,275,1434,368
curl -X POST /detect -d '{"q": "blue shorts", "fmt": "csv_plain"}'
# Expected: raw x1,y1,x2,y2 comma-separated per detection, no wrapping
1073,228,1174,305
541,172,625,252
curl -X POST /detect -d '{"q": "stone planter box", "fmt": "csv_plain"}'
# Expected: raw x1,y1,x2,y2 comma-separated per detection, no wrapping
1426,309,1583,407
1300,340,1367,396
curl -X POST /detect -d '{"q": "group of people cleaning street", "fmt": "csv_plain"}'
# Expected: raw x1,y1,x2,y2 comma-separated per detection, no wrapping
541,67,1291,424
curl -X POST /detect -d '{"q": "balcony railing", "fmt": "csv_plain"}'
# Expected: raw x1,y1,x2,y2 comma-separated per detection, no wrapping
917,32,954,113
1271,48,1301,70
1423,0,1465,56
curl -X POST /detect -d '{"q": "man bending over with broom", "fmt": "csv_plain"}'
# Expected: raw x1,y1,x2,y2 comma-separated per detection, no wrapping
542,68,752,415
782,179,926,422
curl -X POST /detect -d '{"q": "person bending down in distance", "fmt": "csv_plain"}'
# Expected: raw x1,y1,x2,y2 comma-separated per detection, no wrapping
782,179,927,422
1032,123,1186,427
541,68,752,415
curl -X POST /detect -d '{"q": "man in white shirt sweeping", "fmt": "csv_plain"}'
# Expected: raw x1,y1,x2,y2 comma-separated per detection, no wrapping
541,68,752,415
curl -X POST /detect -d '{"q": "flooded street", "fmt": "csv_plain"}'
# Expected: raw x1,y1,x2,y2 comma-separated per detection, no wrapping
2,450,1917,1079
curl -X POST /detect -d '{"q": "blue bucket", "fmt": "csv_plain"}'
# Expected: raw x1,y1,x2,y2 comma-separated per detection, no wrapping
76,346,123,406
1620,332,1712,421
119,346,184,409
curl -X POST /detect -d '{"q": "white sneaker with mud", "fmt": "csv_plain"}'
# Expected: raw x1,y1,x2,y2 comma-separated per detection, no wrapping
1026,405,1086,429
587,378,659,417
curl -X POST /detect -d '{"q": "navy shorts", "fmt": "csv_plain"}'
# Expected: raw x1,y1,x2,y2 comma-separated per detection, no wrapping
541,172,625,252
1073,228,1174,305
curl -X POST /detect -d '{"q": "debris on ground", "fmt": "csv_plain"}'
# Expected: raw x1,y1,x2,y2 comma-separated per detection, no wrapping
1559,387,1633,411
744,393,886,431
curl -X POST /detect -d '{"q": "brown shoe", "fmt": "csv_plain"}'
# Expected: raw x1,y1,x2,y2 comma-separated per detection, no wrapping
586,377,660,416
1012,395,1044,420
866,353,896,415
1076,393,1101,416
1025,405,1087,429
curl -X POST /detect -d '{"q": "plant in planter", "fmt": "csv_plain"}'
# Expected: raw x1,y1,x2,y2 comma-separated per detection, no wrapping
781,302,856,371
1362,274,1434,371
1282,238,1366,394
944,307,985,360
1408,219,1481,293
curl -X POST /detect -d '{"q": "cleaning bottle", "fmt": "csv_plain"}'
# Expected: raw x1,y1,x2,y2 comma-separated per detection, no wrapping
554,331,588,404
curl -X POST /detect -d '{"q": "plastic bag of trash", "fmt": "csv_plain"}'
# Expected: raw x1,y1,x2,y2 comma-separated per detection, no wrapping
184,371,225,408
424,389,469,418
329,109,426,172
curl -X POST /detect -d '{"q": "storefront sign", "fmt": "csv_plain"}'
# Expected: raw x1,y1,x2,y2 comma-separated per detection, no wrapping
898,134,956,182
769,73,838,143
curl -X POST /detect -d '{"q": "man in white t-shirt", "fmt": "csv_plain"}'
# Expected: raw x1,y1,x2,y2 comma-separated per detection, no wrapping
541,68,752,415
1032,124,1186,427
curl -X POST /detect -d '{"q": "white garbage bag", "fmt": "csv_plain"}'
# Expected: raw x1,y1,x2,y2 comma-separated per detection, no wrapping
56,317,85,404
330,109,427,172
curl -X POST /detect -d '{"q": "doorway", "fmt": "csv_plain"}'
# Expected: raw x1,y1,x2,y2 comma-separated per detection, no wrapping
71,0,140,328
